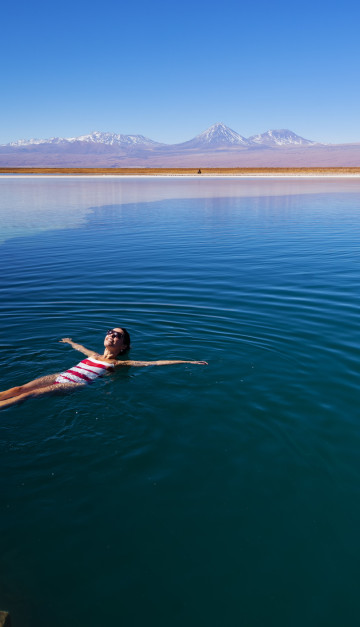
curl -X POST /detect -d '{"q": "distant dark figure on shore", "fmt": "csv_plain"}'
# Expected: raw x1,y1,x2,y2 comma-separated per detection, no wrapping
197,169,202,174
0,328,207,409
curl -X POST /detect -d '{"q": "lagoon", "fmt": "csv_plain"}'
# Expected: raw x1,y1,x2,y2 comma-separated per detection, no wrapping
1,176,360,626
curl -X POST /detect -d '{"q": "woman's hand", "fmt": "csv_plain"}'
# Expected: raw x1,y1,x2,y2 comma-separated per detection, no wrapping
60,338,73,344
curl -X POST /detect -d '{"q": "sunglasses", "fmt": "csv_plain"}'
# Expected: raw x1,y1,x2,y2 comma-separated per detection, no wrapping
106,329,124,339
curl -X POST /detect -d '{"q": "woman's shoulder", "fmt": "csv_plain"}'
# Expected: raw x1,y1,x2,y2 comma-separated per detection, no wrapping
90,353,116,366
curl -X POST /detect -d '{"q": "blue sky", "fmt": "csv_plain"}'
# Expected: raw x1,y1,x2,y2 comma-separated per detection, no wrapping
1,0,360,144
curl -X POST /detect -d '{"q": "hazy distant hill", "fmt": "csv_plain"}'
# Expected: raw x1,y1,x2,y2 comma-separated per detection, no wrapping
1,123,359,167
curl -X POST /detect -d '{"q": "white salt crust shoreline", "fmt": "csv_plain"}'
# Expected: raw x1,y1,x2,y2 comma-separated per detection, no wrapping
1,174,360,179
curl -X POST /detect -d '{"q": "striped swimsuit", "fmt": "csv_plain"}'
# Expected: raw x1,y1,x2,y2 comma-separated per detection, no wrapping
55,356,114,385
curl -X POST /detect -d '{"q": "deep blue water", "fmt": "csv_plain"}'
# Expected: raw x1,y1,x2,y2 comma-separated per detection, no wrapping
1,176,360,626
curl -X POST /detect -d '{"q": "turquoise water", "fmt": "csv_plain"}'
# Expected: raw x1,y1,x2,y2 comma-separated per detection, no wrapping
1,176,360,626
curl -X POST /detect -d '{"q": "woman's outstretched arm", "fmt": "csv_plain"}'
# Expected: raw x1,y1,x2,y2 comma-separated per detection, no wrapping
59,338,95,357
115,360,208,367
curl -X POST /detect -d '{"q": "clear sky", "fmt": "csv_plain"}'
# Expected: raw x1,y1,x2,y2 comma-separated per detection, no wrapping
2,0,360,145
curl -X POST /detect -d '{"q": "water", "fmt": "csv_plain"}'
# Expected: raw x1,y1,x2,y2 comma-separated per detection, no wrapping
1,176,360,626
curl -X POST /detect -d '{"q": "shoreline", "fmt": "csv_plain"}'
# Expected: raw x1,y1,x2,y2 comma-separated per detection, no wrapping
1,167,360,177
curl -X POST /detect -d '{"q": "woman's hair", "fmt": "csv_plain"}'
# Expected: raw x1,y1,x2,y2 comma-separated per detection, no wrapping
119,327,131,354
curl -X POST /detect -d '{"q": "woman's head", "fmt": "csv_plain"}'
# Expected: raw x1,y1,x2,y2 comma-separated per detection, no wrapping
104,327,131,355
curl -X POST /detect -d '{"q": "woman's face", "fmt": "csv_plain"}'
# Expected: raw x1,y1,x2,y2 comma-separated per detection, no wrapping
104,328,126,351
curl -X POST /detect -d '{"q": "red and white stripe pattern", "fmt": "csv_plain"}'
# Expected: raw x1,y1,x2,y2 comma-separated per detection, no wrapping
55,356,114,385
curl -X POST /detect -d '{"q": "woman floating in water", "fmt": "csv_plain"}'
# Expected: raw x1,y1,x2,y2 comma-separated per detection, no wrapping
0,327,207,410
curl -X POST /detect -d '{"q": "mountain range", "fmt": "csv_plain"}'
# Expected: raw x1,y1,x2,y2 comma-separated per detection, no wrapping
1,123,359,167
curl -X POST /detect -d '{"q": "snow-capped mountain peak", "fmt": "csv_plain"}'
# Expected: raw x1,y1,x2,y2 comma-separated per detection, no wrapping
193,122,250,146
74,131,162,146
7,131,162,147
9,136,67,147
248,129,316,146
3,125,319,149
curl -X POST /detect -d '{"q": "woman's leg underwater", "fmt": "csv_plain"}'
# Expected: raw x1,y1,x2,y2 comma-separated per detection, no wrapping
0,373,60,401
0,381,84,410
